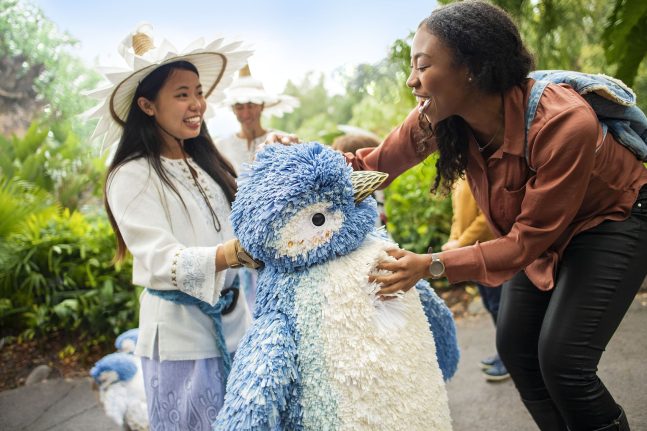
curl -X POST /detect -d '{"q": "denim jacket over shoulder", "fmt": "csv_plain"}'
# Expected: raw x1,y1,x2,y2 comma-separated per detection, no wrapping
527,70,647,161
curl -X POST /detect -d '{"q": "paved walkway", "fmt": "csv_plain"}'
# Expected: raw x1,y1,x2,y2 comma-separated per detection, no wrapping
446,294,647,430
1,296,646,431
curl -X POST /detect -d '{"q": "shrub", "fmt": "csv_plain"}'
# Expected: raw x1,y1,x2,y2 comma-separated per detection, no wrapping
384,154,452,254
0,207,139,345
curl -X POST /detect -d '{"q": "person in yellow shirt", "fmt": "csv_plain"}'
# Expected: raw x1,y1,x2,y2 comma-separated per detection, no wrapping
442,177,509,381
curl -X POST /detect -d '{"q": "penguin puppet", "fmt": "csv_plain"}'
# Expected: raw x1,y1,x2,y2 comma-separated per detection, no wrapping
90,352,148,430
215,142,454,431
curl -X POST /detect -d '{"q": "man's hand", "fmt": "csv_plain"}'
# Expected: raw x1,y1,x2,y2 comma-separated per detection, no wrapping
264,132,300,146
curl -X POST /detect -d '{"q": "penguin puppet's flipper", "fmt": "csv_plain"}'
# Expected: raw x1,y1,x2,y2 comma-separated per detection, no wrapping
214,312,300,431
415,279,460,381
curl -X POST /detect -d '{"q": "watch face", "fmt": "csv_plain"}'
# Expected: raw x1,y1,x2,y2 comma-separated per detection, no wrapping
430,260,444,277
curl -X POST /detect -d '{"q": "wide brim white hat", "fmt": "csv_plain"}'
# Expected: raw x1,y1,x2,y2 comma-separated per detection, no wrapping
220,72,299,117
83,23,252,153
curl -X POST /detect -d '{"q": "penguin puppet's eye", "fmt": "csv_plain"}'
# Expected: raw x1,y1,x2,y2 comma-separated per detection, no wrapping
274,202,345,257
311,213,325,226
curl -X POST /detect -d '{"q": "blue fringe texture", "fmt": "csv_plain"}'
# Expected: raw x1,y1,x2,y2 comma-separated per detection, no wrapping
114,328,139,353
216,142,454,430
414,279,460,381
231,142,377,272
90,352,138,384
213,269,304,430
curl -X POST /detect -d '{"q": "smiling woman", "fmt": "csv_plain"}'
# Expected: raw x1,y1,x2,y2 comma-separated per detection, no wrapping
344,1,647,430
84,24,264,429
134,67,207,158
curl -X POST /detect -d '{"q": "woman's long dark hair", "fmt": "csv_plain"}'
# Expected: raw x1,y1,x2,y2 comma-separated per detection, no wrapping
419,1,534,193
104,61,237,262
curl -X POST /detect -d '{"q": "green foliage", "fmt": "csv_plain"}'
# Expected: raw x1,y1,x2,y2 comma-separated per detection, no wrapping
346,46,416,137
0,2,131,348
0,121,105,211
384,155,452,254
0,176,57,239
270,36,416,141
269,73,344,143
0,0,100,130
601,0,647,86
0,208,138,343
0,121,128,347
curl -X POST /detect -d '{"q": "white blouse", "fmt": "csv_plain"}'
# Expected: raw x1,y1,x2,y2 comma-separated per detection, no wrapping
215,132,271,174
106,156,252,361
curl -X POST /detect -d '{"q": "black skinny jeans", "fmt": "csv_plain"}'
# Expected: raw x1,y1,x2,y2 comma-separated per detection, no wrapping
497,186,647,431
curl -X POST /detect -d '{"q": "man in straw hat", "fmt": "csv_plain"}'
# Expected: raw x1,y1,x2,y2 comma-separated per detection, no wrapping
85,23,261,429
216,64,299,174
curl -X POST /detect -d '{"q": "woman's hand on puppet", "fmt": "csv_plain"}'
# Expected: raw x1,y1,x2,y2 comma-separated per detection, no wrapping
222,238,263,269
369,248,431,297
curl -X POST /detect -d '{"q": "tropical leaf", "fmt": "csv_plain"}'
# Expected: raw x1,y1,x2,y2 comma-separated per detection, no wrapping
602,0,647,86
0,176,56,239
602,0,647,59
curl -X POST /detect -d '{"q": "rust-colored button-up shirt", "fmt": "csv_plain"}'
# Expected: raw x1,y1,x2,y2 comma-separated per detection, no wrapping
347,80,647,290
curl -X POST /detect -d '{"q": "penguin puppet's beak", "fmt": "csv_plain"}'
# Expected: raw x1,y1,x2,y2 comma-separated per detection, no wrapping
350,171,389,203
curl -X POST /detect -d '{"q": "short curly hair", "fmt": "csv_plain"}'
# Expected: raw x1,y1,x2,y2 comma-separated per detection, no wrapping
421,0,534,94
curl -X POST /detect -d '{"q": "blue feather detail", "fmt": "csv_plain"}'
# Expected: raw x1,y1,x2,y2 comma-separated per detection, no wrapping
214,254,308,429
415,279,460,381
114,328,139,352
90,352,138,384
212,312,302,431
218,142,455,429
231,142,377,272
239,267,256,312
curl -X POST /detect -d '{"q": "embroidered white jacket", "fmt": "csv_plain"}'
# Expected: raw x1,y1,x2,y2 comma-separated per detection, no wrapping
106,156,252,361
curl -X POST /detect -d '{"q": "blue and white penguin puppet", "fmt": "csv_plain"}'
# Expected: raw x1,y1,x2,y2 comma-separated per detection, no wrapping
115,327,139,354
215,142,457,431
90,352,148,430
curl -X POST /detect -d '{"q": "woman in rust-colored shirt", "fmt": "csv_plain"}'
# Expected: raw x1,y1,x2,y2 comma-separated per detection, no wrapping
349,2,647,430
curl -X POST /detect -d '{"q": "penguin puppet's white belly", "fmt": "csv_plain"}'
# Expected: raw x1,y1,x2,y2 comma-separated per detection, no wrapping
294,235,452,431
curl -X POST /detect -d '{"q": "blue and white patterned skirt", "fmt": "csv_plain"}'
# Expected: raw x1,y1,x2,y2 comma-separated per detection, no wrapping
141,356,228,431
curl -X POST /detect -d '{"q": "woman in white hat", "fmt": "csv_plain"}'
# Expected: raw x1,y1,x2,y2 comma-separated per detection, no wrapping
87,25,260,429
216,64,299,175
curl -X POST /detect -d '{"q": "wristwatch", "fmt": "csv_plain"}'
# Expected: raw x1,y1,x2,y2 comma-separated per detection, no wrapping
428,253,445,279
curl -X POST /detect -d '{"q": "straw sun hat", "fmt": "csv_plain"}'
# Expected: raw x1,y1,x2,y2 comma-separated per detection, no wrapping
221,64,300,117
84,23,252,152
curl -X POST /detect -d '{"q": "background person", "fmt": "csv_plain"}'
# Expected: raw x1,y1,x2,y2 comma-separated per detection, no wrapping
332,131,387,229
215,64,299,174
215,65,299,311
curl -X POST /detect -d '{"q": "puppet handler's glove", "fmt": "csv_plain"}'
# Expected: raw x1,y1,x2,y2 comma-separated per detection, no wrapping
222,238,262,269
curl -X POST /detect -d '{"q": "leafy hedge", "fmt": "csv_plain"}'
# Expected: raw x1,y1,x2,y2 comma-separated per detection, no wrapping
385,155,452,254
0,196,139,344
